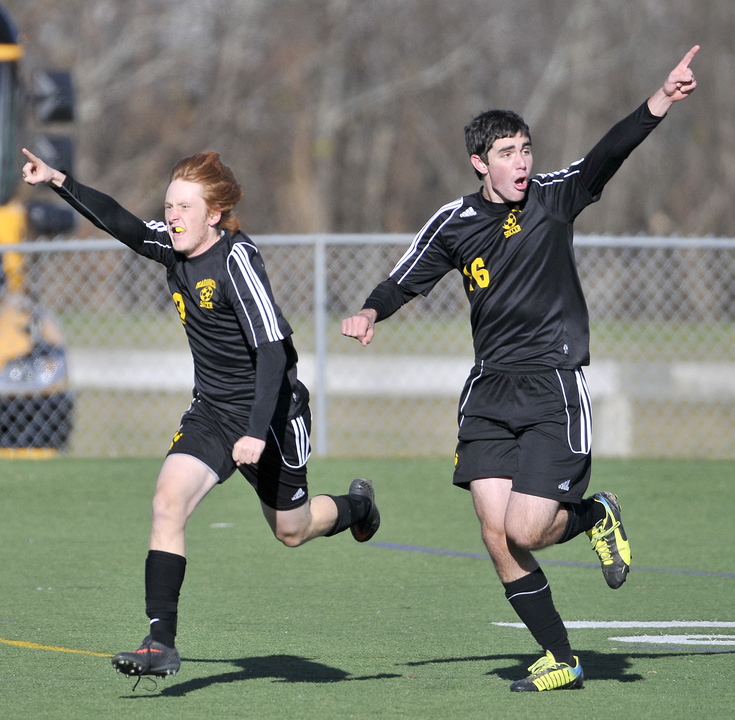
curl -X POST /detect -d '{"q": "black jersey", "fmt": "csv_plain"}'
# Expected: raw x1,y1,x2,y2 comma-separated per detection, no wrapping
365,101,663,370
54,176,306,439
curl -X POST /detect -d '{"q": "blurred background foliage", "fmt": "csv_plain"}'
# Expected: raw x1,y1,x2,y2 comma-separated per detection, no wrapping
6,0,733,237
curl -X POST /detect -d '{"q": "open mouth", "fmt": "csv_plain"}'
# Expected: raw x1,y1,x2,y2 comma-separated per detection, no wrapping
172,226,185,234
514,176,527,191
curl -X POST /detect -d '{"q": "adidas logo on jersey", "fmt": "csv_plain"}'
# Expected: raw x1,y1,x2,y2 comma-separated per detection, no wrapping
291,488,306,502
459,207,477,218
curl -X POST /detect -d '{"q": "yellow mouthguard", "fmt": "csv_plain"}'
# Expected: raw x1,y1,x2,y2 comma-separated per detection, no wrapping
172,226,185,234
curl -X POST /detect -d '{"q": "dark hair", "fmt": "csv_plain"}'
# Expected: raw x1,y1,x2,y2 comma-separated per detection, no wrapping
170,152,243,232
464,110,531,179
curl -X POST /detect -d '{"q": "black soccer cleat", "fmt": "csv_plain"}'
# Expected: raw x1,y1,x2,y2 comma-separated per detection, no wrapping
112,635,181,677
348,477,380,543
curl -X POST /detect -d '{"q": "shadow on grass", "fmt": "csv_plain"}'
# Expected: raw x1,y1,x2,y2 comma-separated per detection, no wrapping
118,654,401,698
404,648,733,684
118,647,735,696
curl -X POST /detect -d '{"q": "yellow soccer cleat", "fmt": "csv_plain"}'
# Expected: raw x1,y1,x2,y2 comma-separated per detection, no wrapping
510,651,584,692
587,491,632,589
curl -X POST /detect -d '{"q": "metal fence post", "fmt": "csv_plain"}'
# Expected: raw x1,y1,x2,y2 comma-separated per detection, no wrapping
313,234,328,456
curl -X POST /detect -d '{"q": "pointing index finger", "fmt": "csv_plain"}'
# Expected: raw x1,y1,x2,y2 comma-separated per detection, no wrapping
680,44,700,70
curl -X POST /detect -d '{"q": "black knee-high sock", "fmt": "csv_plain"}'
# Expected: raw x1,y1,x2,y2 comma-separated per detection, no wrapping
557,497,606,544
145,550,186,648
324,494,371,536
503,568,574,665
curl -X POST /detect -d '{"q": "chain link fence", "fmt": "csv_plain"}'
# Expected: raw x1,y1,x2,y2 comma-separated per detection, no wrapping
1,235,733,459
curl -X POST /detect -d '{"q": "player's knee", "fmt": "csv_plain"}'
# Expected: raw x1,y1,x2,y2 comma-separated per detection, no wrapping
274,526,308,547
151,492,175,521
507,531,535,551
151,490,186,528
505,522,545,551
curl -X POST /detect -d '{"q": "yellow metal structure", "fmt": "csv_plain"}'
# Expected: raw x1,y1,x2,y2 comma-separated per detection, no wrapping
0,200,26,291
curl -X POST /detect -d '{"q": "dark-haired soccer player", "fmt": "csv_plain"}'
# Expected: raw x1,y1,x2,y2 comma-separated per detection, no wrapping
342,46,698,691
22,148,380,680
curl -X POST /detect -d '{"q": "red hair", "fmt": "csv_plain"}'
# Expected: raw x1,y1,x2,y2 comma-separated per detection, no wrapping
170,152,243,233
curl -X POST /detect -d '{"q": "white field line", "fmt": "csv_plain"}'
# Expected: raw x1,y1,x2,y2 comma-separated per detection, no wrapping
494,621,735,629
610,635,735,645
494,621,735,647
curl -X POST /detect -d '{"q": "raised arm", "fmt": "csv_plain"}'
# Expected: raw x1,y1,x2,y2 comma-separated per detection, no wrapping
647,45,699,117
576,45,700,199
22,148,156,255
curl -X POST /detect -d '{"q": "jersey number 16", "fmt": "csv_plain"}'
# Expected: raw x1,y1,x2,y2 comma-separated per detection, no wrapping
463,257,490,291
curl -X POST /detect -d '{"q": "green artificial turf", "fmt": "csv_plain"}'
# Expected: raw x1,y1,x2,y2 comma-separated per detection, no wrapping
1,457,733,719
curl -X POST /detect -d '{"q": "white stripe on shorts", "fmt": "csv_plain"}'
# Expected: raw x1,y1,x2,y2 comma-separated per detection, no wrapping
268,414,311,470
556,368,592,455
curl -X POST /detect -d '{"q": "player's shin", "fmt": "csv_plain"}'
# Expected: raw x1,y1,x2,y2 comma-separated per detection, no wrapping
557,498,605,544
503,567,574,665
323,493,371,536
145,550,186,648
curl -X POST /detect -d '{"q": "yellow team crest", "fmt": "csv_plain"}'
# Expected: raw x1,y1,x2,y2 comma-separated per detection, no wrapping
196,278,216,309
503,206,523,238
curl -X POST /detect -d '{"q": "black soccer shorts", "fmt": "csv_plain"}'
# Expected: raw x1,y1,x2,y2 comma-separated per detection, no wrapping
452,365,592,503
166,396,311,511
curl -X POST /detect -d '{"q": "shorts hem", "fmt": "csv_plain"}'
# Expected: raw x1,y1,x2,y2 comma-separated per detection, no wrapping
453,471,514,490
512,486,587,504
259,492,310,512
